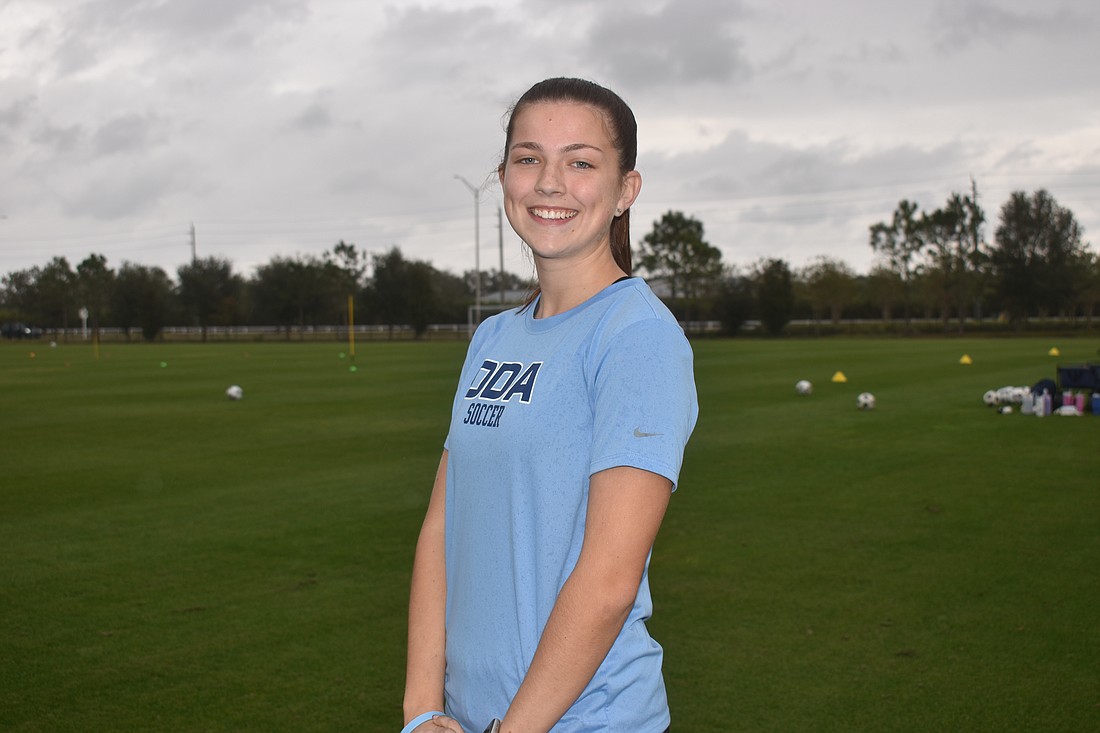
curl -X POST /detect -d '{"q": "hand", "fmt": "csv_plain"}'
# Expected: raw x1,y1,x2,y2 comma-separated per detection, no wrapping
410,714,465,733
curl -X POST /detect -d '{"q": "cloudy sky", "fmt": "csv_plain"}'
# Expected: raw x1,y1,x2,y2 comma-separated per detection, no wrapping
1,0,1097,283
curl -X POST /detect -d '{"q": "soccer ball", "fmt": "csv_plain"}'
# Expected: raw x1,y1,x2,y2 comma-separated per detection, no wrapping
225,385,243,400
856,392,876,410
982,389,1000,407
795,379,813,395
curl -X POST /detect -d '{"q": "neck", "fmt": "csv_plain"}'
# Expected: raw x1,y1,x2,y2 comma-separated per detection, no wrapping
533,251,627,318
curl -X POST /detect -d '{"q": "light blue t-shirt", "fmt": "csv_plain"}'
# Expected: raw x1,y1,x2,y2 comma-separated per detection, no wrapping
442,277,698,733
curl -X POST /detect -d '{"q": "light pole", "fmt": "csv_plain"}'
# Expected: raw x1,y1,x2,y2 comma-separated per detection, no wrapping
454,174,491,334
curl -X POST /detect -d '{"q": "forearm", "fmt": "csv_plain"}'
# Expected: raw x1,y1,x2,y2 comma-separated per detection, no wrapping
403,452,450,723
404,527,447,719
501,567,636,733
500,466,671,733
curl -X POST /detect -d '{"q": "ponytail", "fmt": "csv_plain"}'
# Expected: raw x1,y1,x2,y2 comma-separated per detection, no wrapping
610,209,632,275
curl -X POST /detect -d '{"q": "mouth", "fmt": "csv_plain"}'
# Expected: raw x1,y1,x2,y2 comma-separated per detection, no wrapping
530,207,577,221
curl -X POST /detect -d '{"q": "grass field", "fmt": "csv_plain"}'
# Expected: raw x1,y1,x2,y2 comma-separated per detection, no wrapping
2,336,1097,732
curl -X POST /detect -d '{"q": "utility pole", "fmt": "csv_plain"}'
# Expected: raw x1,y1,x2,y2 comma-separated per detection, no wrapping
189,222,197,263
498,206,505,304
454,175,490,334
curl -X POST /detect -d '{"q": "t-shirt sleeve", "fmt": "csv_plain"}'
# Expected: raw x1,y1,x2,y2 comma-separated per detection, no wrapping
588,318,698,489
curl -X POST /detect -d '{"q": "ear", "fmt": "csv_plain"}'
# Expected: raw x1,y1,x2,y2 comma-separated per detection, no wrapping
618,170,642,213
497,164,506,188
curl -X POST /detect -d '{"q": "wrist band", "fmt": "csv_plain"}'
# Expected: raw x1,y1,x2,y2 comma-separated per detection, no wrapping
401,710,445,733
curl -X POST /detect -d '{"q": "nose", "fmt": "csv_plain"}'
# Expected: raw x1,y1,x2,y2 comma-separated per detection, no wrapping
535,164,564,196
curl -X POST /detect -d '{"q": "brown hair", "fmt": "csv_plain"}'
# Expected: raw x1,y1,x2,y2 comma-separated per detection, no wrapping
500,78,638,285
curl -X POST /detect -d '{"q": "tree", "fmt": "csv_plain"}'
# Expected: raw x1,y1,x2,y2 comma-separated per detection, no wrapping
324,240,367,317
869,199,925,327
636,211,723,318
909,267,941,322
404,261,440,337
1075,250,1100,327
754,258,794,336
1,268,37,322
863,266,905,322
713,268,754,336
112,263,174,341
465,268,535,302
250,255,334,338
362,248,473,337
177,257,242,341
27,257,79,336
76,254,116,340
991,189,1087,326
922,180,986,333
801,256,858,325
366,247,441,338
432,267,471,323
321,241,369,335
324,240,367,294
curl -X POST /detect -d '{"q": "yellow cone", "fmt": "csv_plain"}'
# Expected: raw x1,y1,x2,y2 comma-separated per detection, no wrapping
831,371,847,383
1048,347,1060,357
959,354,972,365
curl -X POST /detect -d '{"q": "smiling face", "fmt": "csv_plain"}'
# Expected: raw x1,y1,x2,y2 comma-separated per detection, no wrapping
499,101,641,271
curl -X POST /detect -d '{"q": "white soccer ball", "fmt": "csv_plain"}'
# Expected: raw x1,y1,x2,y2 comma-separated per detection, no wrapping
225,384,243,400
997,405,1014,415
982,389,1000,407
857,392,876,410
795,379,813,395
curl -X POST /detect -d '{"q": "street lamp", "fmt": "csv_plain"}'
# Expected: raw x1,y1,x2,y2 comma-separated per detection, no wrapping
454,174,491,334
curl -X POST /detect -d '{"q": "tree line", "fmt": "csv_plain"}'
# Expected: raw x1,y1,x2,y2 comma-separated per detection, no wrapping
1,184,1095,340
637,184,1096,334
0,241,531,342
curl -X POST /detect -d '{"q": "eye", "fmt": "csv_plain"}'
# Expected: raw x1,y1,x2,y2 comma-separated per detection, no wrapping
515,156,538,165
572,160,593,169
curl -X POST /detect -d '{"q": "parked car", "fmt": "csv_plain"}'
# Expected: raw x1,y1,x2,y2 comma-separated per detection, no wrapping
1,322,43,339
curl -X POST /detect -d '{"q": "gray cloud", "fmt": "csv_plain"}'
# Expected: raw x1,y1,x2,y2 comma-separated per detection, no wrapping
48,0,307,77
68,0,307,41
0,0,1095,278
584,0,752,88
61,155,187,219
373,4,517,85
291,101,334,132
830,41,907,66
633,128,982,270
992,141,1044,172
0,96,35,129
92,113,162,156
647,131,867,201
931,1,1092,48
33,122,83,154
63,175,164,220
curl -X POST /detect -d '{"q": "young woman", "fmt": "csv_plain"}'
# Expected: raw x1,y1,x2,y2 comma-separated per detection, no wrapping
402,78,698,733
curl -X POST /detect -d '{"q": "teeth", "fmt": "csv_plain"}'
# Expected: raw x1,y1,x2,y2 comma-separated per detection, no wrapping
532,208,577,220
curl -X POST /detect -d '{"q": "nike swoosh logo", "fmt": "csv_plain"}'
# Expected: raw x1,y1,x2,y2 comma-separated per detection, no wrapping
633,428,663,438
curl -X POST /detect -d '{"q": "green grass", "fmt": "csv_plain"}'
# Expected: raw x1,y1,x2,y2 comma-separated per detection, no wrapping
2,337,1097,732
